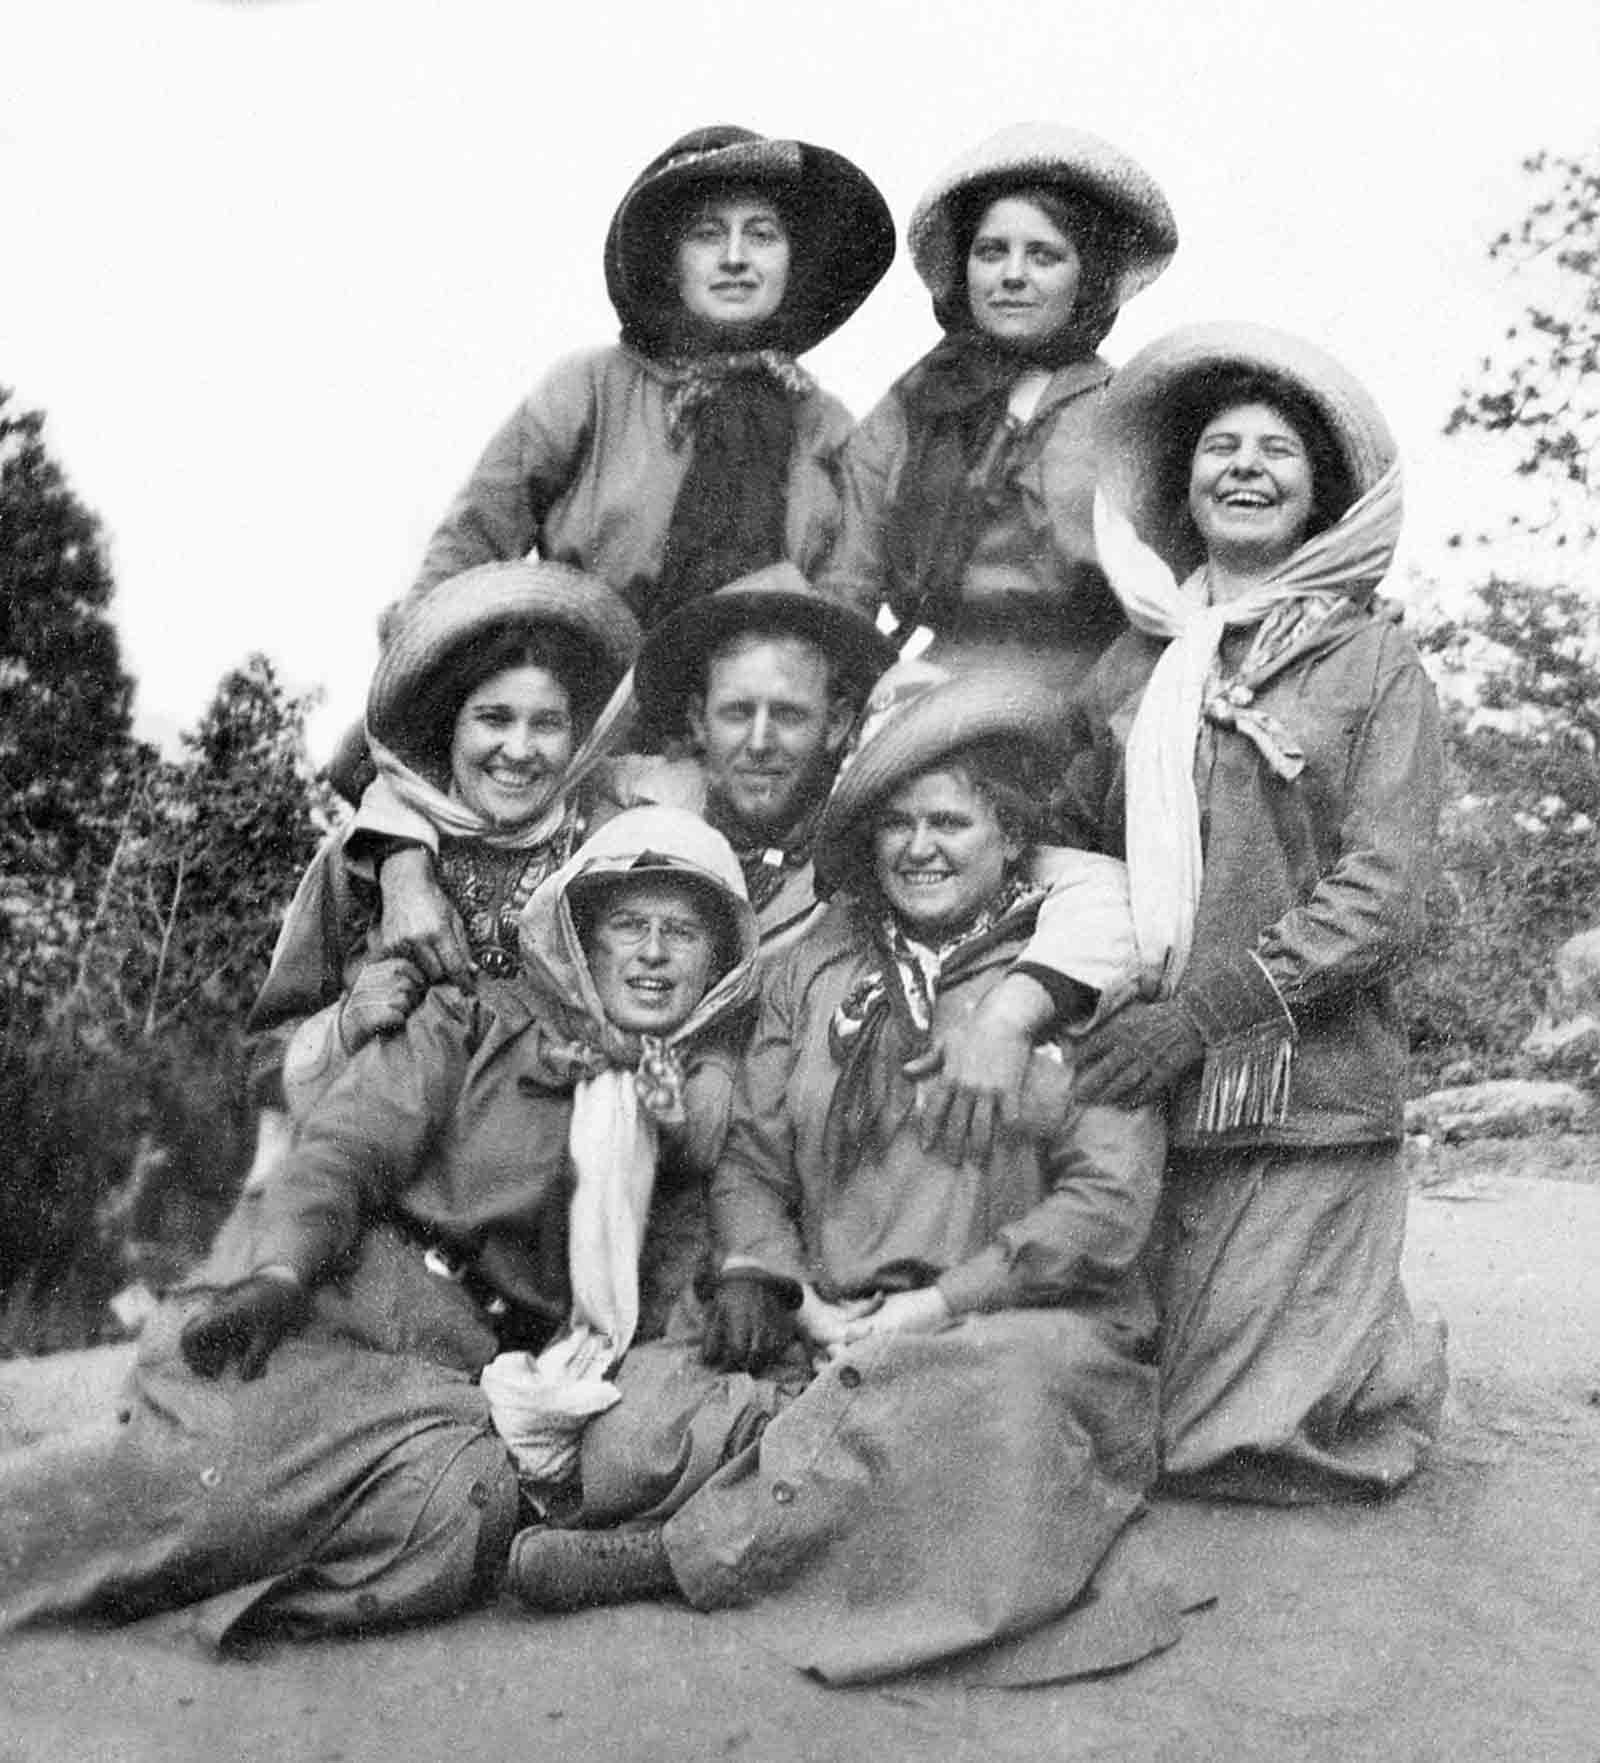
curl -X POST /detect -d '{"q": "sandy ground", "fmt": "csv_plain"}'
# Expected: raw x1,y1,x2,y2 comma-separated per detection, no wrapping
2,1148,1597,1763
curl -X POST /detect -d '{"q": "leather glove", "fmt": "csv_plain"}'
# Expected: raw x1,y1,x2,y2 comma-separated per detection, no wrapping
338,955,427,1054
1073,1000,1205,1108
701,1269,803,1374
180,1272,311,1381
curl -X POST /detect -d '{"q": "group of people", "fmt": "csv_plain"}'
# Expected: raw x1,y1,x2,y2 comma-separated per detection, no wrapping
0,119,1448,1682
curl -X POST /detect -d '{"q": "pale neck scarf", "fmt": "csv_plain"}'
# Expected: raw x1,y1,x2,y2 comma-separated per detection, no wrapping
1092,462,1403,997
367,668,637,852
480,1032,688,1493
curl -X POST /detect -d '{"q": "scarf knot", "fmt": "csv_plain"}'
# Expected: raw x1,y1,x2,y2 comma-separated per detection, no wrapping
663,349,815,442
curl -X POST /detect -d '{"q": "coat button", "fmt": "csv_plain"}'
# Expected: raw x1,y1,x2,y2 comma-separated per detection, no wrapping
771,1481,796,1505
468,1480,490,1508
199,1465,221,1489
837,1365,862,1391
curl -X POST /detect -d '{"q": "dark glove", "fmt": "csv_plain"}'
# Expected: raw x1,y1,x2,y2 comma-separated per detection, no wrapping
1073,1000,1205,1108
180,1272,311,1381
701,1269,803,1374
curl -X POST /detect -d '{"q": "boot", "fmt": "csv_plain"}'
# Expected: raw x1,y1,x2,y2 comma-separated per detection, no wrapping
507,1524,677,1612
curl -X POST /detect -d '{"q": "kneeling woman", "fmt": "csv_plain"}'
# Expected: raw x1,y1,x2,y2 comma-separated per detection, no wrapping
0,807,757,1643
1069,323,1448,1500
511,664,1163,1684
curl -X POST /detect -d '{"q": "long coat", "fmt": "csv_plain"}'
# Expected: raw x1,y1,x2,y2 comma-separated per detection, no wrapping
1062,603,1448,1498
820,354,1125,705
576,895,1165,1681
403,345,852,625
0,817,758,1643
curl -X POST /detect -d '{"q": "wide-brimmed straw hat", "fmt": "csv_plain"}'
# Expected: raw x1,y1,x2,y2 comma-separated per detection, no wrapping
367,560,642,771
631,562,895,742
604,123,895,357
813,657,1064,897
1094,320,1398,580
908,122,1177,324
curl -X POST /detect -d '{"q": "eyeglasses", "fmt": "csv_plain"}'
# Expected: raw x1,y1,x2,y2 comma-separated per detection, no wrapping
597,911,710,952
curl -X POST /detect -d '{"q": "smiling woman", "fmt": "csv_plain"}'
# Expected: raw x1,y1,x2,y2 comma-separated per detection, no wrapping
503,662,1170,1685
244,561,641,1123
1068,321,1449,1502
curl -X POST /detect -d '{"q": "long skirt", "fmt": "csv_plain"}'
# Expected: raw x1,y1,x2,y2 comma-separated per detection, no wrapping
576,1302,1158,1683
0,1212,520,1644
1153,1142,1448,1501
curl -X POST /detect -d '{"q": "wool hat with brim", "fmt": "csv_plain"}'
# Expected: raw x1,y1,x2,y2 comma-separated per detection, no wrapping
1094,320,1399,580
604,124,896,357
909,122,1178,324
813,656,1065,898
367,560,643,771
631,561,895,742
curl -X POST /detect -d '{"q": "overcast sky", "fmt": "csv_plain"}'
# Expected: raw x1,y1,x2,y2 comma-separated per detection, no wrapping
4,0,1598,760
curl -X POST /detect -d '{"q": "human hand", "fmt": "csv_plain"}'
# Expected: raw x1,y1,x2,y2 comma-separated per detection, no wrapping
796,1286,882,1362
377,846,474,987
338,956,427,1054
700,1269,803,1373
1073,1000,1204,1107
902,973,1056,1165
837,1286,954,1348
179,1271,310,1381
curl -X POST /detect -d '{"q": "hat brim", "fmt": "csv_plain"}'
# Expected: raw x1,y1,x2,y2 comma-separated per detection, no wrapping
632,580,895,740
368,561,642,762
813,666,1066,897
908,124,1178,317
1094,321,1397,578
606,139,896,357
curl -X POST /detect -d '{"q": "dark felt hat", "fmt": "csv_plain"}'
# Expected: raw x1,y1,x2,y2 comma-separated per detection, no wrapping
604,124,895,357
630,562,895,742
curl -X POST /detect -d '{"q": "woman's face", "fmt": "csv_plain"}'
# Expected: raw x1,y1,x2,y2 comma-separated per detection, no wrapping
449,663,576,830
1188,401,1317,573
584,879,717,1035
872,766,1020,941
674,189,791,329
965,196,1082,348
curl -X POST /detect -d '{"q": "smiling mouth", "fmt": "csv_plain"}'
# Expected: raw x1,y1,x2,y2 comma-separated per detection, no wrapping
1216,490,1276,510
896,870,953,887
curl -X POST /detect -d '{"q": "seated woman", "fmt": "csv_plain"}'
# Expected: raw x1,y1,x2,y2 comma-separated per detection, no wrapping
0,807,758,1643
1067,322,1449,1501
246,558,640,1134
821,123,1176,701
508,662,1165,1685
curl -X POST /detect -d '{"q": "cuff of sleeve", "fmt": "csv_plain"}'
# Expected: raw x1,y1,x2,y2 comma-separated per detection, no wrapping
1177,947,1295,1046
1014,964,1099,1032
936,1249,1012,1316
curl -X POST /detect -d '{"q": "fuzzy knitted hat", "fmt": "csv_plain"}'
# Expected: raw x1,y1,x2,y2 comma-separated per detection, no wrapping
604,124,895,357
1094,320,1398,581
630,562,894,743
813,656,1063,897
908,122,1177,330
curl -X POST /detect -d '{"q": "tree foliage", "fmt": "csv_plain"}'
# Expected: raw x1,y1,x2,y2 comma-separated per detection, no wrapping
1409,141,1600,1084
1445,147,1600,546
0,387,136,876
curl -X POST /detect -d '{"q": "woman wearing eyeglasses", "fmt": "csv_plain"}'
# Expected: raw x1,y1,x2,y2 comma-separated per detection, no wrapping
0,807,760,1644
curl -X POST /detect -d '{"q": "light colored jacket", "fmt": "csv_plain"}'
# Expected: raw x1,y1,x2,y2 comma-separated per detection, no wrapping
403,345,853,625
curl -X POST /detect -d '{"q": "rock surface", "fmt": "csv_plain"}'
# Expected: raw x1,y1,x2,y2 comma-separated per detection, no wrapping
1405,1078,1593,1141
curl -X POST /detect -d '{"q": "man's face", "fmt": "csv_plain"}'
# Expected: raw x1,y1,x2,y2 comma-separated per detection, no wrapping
687,633,853,841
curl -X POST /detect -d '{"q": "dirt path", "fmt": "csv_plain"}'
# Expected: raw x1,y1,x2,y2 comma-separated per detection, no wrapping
2,1158,1598,1763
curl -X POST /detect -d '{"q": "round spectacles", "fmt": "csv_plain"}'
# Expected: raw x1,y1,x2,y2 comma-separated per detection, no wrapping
597,911,710,952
